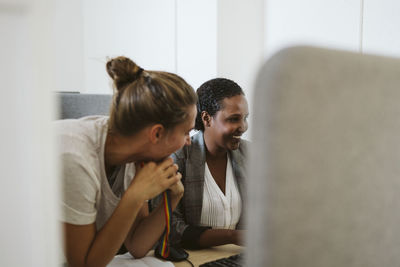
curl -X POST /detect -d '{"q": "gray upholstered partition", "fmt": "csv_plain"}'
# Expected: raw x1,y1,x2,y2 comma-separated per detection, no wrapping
247,46,400,267
57,92,112,119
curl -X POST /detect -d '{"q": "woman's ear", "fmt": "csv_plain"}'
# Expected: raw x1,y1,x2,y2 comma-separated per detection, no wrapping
201,111,211,128
149,124,164,144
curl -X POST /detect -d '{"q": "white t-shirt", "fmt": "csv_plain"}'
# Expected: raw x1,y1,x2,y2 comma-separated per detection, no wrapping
55,116,136,230
199,155,242,229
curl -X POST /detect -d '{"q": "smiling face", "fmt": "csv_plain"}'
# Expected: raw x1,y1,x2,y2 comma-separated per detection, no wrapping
205,94,249,151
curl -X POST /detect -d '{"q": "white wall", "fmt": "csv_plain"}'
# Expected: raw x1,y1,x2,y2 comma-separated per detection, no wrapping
83,0,177,94
0,0,61,266
264,0,362,58
176,0,217,90
54,0,400,97
54,0,84,92
54,0,218,94
217,0,265,139
362,0,400,57
264,0,400,59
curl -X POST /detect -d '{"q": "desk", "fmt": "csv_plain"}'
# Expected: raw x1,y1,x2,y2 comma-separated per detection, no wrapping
172,244,242,267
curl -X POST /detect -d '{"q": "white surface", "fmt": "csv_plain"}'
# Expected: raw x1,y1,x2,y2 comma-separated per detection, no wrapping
108,253,173,267
52,0,400,95
52,0,260,98
176,0,217,90
54,0,84,92
264,0,361,57
53,0,218,94
0,0,61,266
362,0,400,57
83,0,176,94
217,0,264,140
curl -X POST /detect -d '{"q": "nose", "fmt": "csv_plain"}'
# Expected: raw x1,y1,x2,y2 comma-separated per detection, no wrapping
185,135,191,146
238,118,248,133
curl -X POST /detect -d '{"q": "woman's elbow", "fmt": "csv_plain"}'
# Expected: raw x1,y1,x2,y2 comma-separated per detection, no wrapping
128,247,150,259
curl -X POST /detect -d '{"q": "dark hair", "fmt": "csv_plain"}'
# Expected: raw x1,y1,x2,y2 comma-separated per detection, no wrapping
195,78,244,131
106,56,197,136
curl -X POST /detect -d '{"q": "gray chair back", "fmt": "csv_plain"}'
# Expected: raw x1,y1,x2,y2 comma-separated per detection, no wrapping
57,92,112,119
247,46,400,267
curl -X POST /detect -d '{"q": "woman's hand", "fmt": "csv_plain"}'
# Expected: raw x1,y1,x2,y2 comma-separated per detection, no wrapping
127,158,181,201
168,177,184,198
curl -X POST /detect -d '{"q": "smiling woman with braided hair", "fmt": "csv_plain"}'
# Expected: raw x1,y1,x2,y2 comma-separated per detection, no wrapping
169,78,249,249
55,56,197,267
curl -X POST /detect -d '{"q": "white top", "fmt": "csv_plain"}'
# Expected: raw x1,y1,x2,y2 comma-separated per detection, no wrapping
199,155,242,229
55,116,136,230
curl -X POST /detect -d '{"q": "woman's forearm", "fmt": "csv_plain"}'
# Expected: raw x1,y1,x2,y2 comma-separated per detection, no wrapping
81,191,145,267
197,229,243,248
125,193,183,258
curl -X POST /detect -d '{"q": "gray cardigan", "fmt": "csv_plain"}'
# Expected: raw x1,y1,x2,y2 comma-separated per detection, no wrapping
170,131,248,248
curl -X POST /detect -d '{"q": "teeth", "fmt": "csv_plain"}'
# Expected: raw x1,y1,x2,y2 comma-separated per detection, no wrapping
232,136,241,139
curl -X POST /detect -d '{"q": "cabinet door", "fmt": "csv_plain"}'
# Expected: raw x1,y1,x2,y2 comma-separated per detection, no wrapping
83,0,176,93
264,0,361,58
54,0,84,93
362,0,400,57
176,0,217,90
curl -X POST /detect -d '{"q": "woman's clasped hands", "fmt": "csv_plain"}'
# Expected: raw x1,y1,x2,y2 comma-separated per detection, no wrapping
129,158,184,202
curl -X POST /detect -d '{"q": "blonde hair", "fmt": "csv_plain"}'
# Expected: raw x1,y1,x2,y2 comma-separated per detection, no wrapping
106,56,197,136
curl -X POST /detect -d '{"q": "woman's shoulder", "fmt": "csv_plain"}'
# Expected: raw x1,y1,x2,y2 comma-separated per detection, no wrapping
230,139,249,164
238,139,250,153
55,116,109,158
54,116,108,137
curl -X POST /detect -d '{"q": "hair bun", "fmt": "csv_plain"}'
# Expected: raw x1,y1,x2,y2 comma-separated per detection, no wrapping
106,56,143,90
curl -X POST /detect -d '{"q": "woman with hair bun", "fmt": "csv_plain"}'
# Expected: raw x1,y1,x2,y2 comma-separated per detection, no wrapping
169,78,249,249
55,56,197,266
